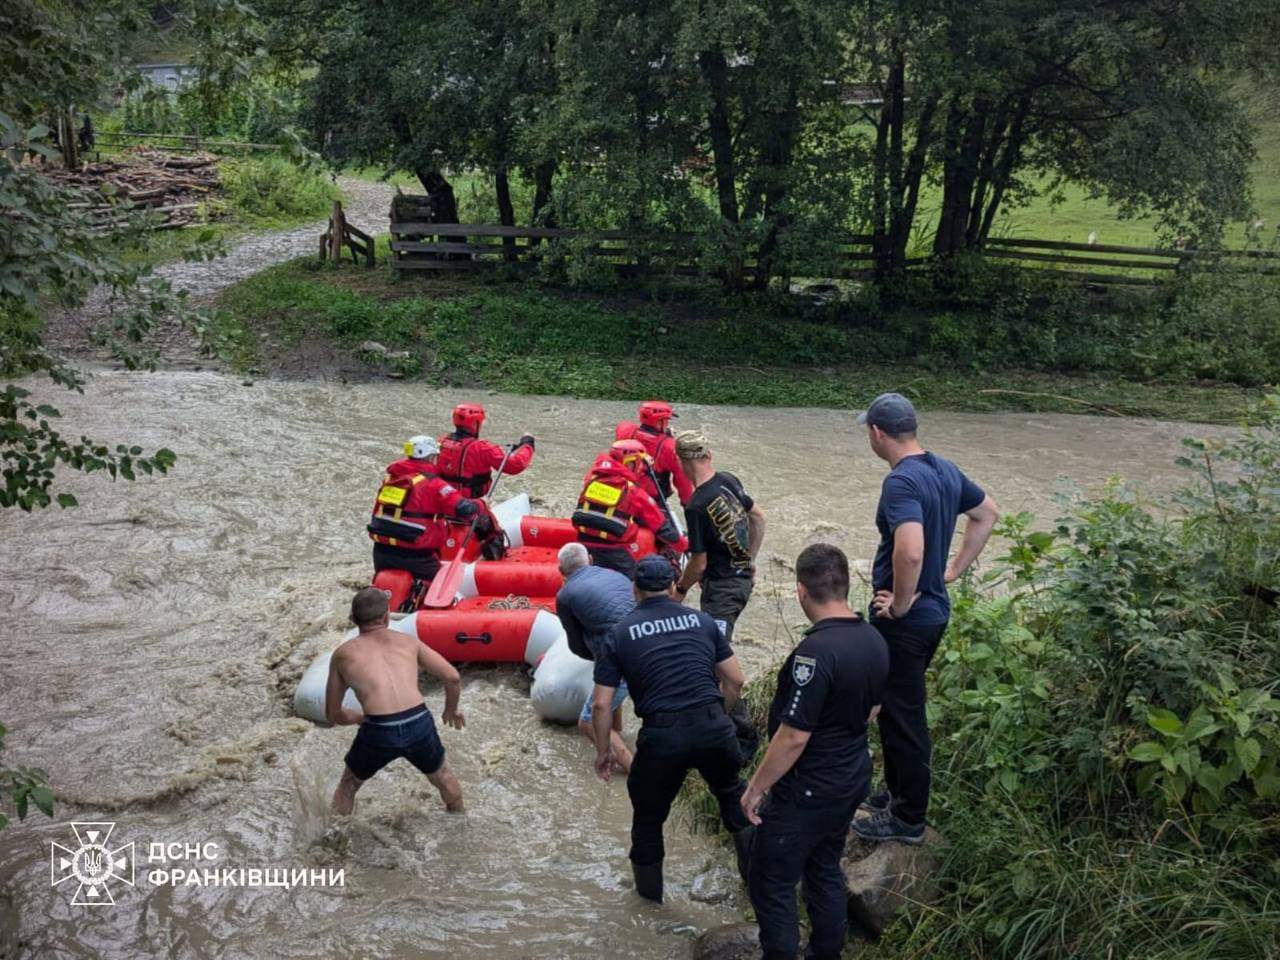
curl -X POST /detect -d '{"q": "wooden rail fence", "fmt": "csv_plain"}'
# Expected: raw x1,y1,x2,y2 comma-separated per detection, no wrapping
388,216,1280,286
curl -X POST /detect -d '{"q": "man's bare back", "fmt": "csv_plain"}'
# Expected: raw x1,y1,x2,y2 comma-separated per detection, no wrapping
332,625,436,717
328,588,466,815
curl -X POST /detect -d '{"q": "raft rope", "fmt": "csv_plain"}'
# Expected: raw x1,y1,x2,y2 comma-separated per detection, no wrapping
486,594,533,610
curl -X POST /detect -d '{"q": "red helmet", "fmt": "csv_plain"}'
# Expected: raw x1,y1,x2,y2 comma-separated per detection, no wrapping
638,400,676,430
609,438,650,472
452,402,486,435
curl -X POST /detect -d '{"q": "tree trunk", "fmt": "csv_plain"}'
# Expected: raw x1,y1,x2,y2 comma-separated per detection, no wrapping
933,104,987,257
416,169,459,223
60,107,80,171
978,98,1030,242
495,165,516,260
531,160,556,227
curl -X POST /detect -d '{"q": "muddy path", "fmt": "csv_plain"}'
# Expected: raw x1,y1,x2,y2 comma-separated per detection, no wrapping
41,177,394,363
0,371,1228,959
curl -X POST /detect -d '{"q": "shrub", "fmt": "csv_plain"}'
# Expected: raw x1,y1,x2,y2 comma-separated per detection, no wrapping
220,156,340,223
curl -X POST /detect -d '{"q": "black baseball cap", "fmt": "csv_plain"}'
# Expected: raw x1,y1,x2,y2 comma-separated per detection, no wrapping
634,555,677,591
856,392,918,433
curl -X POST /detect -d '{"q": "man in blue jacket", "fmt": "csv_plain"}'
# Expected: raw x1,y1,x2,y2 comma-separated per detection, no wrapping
556,542,637,771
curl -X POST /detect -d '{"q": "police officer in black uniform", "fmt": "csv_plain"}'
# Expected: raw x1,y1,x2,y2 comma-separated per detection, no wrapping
589,554,755,903
740,544,889,960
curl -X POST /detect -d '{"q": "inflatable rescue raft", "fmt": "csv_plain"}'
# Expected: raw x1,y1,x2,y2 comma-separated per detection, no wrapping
293,494,654,724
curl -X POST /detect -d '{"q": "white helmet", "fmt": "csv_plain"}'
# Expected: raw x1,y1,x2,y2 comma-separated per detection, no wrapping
403,435,439,460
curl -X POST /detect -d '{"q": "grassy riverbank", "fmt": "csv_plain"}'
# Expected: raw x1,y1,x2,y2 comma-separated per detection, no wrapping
208,255,1264,424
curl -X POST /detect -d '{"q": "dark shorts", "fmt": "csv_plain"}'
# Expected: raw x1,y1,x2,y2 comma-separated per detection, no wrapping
344,705,445,782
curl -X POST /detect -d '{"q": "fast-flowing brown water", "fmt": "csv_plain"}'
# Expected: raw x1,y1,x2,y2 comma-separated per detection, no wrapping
0,369,1227,958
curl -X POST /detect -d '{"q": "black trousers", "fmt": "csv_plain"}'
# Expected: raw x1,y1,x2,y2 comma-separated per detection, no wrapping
749,791,861,960
626,705,749,866
698,575,758,764
584,543,636,579
371,542,440,581
873,618,947,825
699,575,753,642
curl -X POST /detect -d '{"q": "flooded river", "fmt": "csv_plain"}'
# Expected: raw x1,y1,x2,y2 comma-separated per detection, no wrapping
0,369,1226,958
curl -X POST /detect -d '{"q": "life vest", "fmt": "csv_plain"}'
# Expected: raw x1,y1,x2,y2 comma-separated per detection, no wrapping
436,434,490,497
573,458,643,544
367,461,454,551
616,421,675,498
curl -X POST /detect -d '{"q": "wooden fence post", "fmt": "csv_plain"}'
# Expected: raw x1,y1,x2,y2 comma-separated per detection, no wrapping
329,201,344,264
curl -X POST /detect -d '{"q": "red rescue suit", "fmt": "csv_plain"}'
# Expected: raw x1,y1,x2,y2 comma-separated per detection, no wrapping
573,453,688,553
368,459,468,552
615,421,694,505
435,432,535,498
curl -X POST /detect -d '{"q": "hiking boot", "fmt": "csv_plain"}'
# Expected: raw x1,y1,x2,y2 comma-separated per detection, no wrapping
632,859,664,903
851,810,926,845
862,789,891,812
731,826,755,886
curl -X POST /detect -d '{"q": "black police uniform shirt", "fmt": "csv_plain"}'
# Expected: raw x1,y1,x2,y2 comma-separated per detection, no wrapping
767,616,889,801
683,472,754,580
594,596,733,718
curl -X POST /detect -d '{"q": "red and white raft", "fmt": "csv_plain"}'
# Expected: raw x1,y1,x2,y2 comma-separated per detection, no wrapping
293,494,630,724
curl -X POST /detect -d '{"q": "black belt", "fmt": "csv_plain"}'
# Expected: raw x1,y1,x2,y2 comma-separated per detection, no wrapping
642,702,725,727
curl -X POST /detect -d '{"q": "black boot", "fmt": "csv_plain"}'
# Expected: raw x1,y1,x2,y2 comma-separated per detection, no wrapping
732,826,755,886
632,859,663,903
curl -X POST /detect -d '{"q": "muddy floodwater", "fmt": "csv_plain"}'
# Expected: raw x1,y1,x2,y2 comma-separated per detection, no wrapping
0,369,1228,958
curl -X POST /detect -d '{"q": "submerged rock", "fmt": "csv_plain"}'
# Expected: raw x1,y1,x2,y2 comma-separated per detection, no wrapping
689,864,736,904
842,811,946,938
693,922,761,960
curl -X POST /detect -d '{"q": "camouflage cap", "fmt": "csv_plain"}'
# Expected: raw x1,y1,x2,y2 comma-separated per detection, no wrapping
674,429,711,460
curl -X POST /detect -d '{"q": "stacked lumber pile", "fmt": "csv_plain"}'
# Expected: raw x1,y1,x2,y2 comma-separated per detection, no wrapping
48,147,222,232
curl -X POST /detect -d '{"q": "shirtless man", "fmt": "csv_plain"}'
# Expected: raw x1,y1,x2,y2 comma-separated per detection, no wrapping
327,587,466,814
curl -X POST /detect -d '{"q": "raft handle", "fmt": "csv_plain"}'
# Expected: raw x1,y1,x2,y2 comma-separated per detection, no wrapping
455,632,493,645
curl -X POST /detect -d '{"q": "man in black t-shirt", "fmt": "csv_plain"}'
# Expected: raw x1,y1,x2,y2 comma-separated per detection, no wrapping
673,431,766,643
590,555,754,904
674,429,767,765
741,544,888,960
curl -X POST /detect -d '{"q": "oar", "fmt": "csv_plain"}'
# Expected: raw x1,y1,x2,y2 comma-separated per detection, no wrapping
644,460,687,570
423,443,517,608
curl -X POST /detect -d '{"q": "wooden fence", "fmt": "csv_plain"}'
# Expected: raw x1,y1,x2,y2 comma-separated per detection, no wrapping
94,131,279,154
389,219,1279,286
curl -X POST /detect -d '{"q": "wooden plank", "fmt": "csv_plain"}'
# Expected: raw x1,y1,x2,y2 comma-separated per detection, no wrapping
391,222,572,239
984,236,1181,257
391,258,480,270
987,235,1280,260
983,249,1180,270
391,241,485,255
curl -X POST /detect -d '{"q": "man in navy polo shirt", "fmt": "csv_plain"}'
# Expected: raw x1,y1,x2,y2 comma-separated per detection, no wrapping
589,554,753,903
854,392,999,844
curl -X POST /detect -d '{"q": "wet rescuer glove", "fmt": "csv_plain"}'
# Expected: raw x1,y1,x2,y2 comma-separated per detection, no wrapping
519,434,536,450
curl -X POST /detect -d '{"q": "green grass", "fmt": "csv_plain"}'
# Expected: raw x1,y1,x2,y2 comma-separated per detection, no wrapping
208,255,1260,423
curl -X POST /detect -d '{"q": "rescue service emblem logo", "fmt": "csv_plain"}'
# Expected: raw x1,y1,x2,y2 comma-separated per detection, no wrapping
50,821,135,906
792,655,818,687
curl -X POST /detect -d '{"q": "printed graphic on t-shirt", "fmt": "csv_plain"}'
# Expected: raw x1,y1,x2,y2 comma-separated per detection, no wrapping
706,490,751,570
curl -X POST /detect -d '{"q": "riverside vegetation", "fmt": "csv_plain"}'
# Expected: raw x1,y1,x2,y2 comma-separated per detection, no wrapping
681,397,1280,959
207,249,1278,423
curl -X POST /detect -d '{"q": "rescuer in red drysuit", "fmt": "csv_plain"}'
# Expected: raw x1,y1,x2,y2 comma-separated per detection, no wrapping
615,400,694,506
436,402,535,499
368,435,491,584
573,439,689,579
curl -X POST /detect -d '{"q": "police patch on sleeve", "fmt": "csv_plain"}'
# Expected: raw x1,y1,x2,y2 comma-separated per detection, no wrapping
792,655,817,687
714,619,727,638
